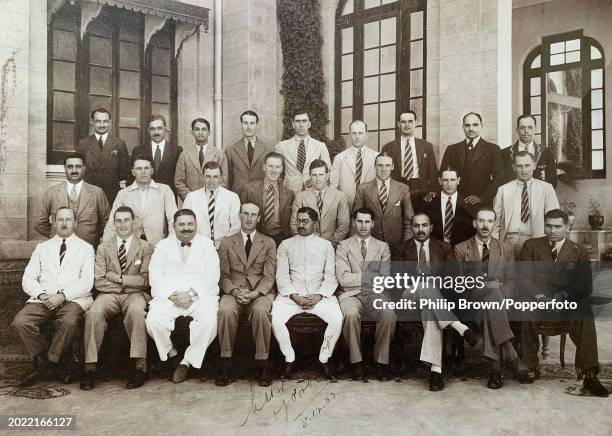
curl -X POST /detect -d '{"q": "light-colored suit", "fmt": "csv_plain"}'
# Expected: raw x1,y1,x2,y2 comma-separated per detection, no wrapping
275,135,331,193
330,145,378,207
103,181,177,247
290,187,350,244
174,144,229,201
35,181,109,246
183,186,241,246
145,234,220,369
225,138,275,195
336,235,396,364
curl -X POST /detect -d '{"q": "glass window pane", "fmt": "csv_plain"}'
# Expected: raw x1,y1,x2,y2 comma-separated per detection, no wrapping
380,45,396,73
53,30,76,61
380,102,395,129
591,46,602,60
410,40,423,69
410,69,423,97
152,47,171,76
566,39,580,51
151,76,169,102
410,98,423,121
89,36,112,66
380,17,396,46
380,74,395,101
364,21,379,49
382,0,395,3
550,53,565,66
342,54,353,80
342,81,353,107
592,150,604,170
410,12,423,40
534,133,541,145
369,132,379,150
531,96,541,115
119,99,141,128
379,129,395,148
550,42,564,54
530,77,541,96
533,115,542,131
120,41,140,70
53,122,75,151
566,51,580,63
592,130,604,150
89,96,111,114
531,54,541,69
89,66,112,95
342,28,353,54
364,76,379,104
364,104,379,130
341,107,353,134
591,89,603,109
414,126,423,139
120,128,140,154
53,91,74,121
53,61,75,92
120,71,141,99
88,20,112,38
364,49,380,76
592,109,603,129
343,0,354,15
592,69,603,88
364,0,380,9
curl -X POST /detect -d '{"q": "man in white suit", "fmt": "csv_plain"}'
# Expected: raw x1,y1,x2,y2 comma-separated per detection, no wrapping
183,161,240,249
273,207,341,381
145,209,220,383
493,150,559,256
290,159,350,246
275,110,331,193
12,207,95,387
331,120,378,208
103,155,177,246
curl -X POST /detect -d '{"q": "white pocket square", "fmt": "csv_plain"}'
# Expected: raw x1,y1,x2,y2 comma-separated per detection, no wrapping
394,201,401,207
135,259,142,265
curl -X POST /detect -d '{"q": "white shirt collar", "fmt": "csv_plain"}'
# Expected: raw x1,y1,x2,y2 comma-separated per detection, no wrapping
376,178,391,189
54,233,77,244
294,135,310,143
356,235,371,247
476,236,492,248
415,238,430,250
151,139,166,150
467,136,481,146
117,235,133,247
66,180,84,193
244,137,257,146
128,180,159,191
550,238,565,251
95,132,108,142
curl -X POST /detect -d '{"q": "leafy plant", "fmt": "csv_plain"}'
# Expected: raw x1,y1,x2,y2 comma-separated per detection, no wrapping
589,198,602,217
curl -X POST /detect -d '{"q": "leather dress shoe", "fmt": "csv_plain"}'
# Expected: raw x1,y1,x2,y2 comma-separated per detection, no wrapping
215,368,234,387
509,359,535,384
351,363,365,381
429,372,445,392
55,364,74,385
172,364,189,383
80,370,96,391
19,354,51,388
487,371,504,389
376,363,392,381
583,375,609,397
125,370,147,389
258,367,273,387
463,328,479,348
280,362,294,380
320,363,337,383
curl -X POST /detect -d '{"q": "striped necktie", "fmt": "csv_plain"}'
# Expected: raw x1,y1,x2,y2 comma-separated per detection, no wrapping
443,197,454,242
198,146,205,170
118,240,127,272
379,182,388,213
263,184,276,225
59,239,66,265
296,139,306,173
521,182,529,223
355,149,363,186
550,241,558,262
482,242,489,277
403,141,414,180
361,239,367,260
208,191,215,240
317,191,323,219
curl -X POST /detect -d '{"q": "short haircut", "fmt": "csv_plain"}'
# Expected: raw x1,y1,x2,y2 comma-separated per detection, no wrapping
462,112,483,124
375,152,393,165
240,110,259,123
292,109,310,120
309,159,329,173
54,206,76,220
191,117,210,130
513,150,534,163
352,207,375,221
517,114,537,127
240,201,261,214
297,206,318,222
203,160,223,175
114,206,135,220
174,208,197,223
475,206,496,219
149,114,166,127
411,212,431,224
90,107,111,120
131,154,153,167
349,119,368,131
438,165,461,178
399,110,418,121
545,208,569,225
264,151,284,166
64,153,85,166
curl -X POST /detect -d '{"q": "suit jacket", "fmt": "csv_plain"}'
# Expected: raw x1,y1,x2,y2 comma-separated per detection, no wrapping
330,145,378,207
381,138,439,193
428,193,476,245
501,141,557,187
218,231,277,301
391,237,456,275
335,235,391,300
22,235,94,310
275,136,331,193
102,181,177,246
518,236,591,302
240,180,294,243
454,236,516,298
439,138,504,205
226,138,275,195
492,178,559,240
352,179,414,247
174,143,229,201
76,134,130,203
183,186,241,243
94,237,153,295
149,234,220,300
290,187,350,244
130,143,182,197
35,181,110,246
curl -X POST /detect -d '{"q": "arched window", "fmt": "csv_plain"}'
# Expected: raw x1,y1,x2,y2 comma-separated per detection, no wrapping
335,0,426,149
524,30,606,178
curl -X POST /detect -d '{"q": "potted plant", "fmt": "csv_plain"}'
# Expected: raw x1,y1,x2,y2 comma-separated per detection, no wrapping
588,198,604,231
561,200,577,229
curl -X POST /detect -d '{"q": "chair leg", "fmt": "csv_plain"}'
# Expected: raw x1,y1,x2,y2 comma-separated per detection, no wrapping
560,334,566,369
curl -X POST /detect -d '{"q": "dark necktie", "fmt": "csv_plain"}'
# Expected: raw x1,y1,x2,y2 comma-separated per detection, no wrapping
361,239,367,260
521,182,529,223
417,243,428,274
317,191,323,219
263,184,276,225
403,141,414,180
181,241,192,247
550,241,558,262
443,197,454,242
245,233,252,258
482,242,489,277
98,135,104,151
153,145,162,173
198,146,205,170
208,191,215,240
379,182,388,213
118,240,127,272
247,141,254,166
355,149,363,186
465,139,474,168
296,139,306,173
59,239,66,265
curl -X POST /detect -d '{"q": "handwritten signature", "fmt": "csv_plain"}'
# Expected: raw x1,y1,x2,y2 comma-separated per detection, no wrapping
299,391,341,428
321,334,335,352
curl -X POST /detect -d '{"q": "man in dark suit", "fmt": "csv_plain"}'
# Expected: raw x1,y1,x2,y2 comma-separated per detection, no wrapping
225,110,275,195
428,166,475,245
439,112,504,207
130,114,182,198
217,202,277,387
501,114,557,187
352,153,414,247
518,209,608,397
241,152,294,247
76,108,130,204
381,110,439,213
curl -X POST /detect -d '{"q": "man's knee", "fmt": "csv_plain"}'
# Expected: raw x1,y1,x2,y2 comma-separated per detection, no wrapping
11,309,31,332
379,308,396,324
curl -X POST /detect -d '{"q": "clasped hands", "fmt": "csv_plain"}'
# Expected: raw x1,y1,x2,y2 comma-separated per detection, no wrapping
290,293,323,310
169,288,196,309
37,292,66,310
231,287,259,305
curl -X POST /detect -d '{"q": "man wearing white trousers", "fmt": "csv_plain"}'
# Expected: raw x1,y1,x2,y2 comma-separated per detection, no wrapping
272,206,341,381
146,209,220,383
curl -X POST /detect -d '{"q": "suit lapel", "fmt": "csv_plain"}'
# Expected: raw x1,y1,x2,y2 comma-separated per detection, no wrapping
467,140,488,167
234,139,251,169
246,233,264,269
366,183,384,218
488,239,501,276
251,140,266,167
234,234,248,267
124,237,139,269
109,239,122,272
386,181,401,215
415,139,425,169
159,144,175,172
467,237,480,262
279,184,291,212
76,183,92,215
